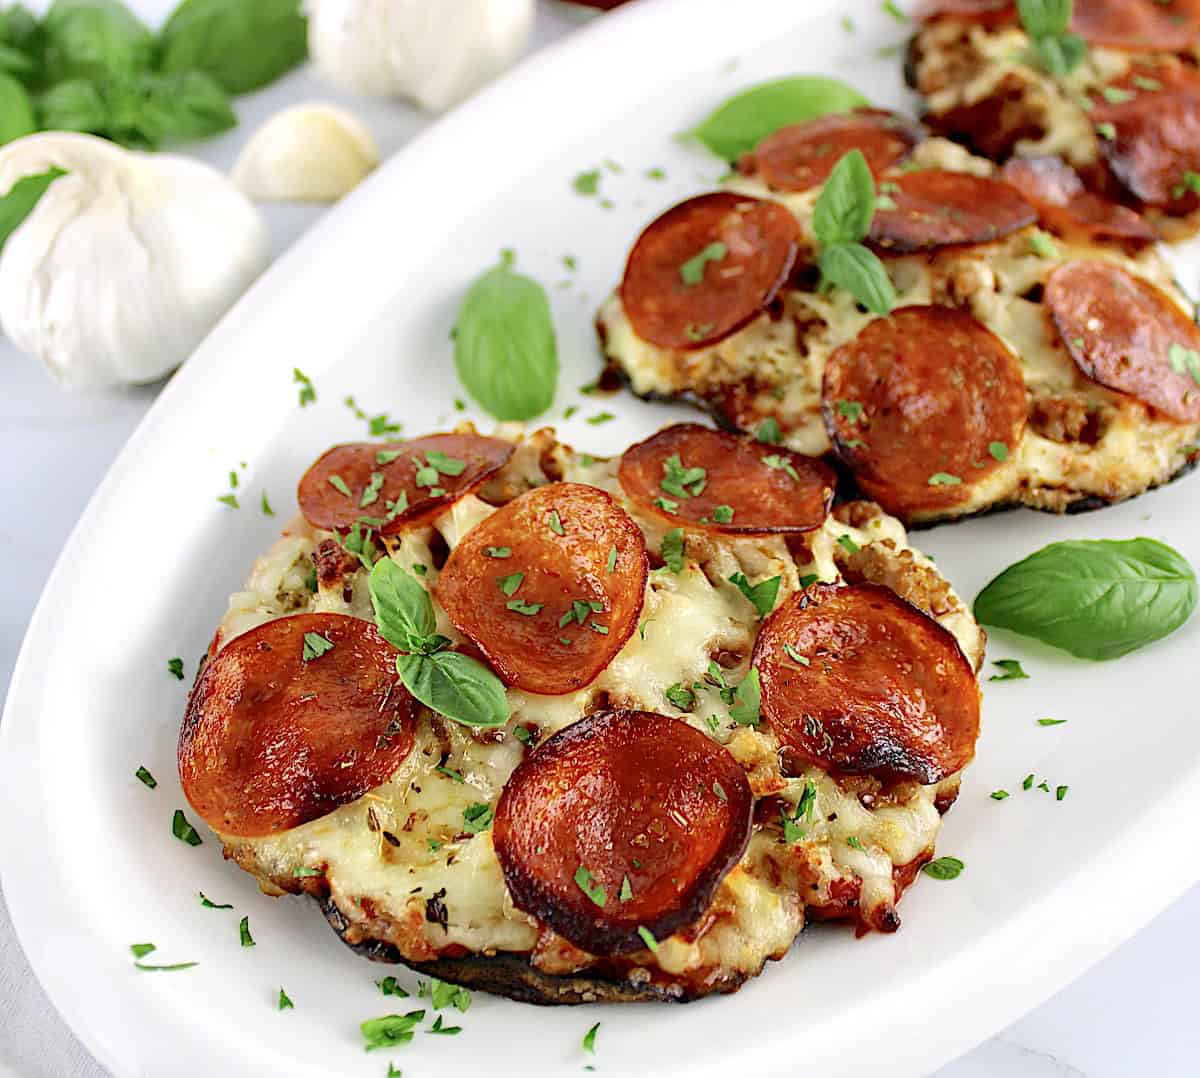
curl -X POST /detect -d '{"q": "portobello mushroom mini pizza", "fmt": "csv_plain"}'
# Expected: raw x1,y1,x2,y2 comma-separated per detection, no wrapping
597,110,1200,525
179,423,984,1004
909,0,1200,240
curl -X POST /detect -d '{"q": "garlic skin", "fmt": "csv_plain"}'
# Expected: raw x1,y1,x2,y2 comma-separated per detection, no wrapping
306,0,536,113
233,103,380,204
0,132,269,390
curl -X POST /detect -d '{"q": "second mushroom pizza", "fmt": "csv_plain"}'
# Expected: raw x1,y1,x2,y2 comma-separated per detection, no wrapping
598,109,1200,525
178,423,985,1003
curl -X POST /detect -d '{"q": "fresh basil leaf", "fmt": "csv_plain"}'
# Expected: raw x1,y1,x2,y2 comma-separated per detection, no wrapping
813,149,875,247
453,253,558,421
369,558,437,651
1032,32,1085,76
687,75,870,161
728,572,780,619
818,242,896,316
36,78,105,133
0,5,42,74
923,855,964,880
0,72,33,144
159,0,307,95
42,0,153,83
0,42,33,77
135,70,236,143
396,651,509,729
1017,0,1071,39
0,166,65,256
974,538,1197,661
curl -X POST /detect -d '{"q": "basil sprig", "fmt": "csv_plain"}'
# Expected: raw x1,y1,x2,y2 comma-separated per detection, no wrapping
0,167,65,256
1017,0,1085,76
686,75,870,162
453,250,558,422
812,150,896,316
974,538,1197,661
369,559,508,727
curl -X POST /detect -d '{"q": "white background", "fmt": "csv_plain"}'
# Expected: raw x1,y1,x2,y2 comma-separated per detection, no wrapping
1,2,1197,1076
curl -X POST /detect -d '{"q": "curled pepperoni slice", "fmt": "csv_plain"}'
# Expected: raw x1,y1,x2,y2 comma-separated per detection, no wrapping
1045,261,1200,422
298,433,514,535
740,109,921,193
869,170,1036,253
617,423,834,535
822,306,1026,520
754,584,980,784
178,613,415,838
1091,63,1200,210
436,483,647,695
493,709,752,956
1000,157,1156,247
620,192,802,350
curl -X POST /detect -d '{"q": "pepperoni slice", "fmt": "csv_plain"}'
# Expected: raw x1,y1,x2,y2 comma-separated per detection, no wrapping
493,709,752,956
617,423,834,535
1091,63,1200,210
754,584,980,785
1045,261,1200,422
740,109,921,194
436,483,648,695
178,613,415,838
1000,157,1156,246
620,192,802,350
869,170,1036,254
298,433,514,535
822,306,1027,520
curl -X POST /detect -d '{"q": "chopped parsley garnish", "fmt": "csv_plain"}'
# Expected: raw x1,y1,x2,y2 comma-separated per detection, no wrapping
564,404,579,419
412,563,427,577
293,367,316,407
360,1011,426,1051
377,449,403,465
637,926,660,953
927,472,962,487
136,765,157,789
646,167,666,180
991,790,1010,801
1027,230,1058,259
1096,122,1116,141
665,683,696,711
462,802,494,834
506,598,544,616
712,780,728,802
514,725,534,744
679,241,728,286
836,399,864,423
217,493,239,509
328,475,353,498
369,413,402,437
130,942,155,959
292,866,322,878
661,528,686,573
1056,785,1069,801
278,988,294,1010
606,545,618,573
427,1015,462,1036
619,875,633,902
762,454,800,481
660,454,707,499
781,780,817,844
881,0,907,21
239,916,255,948
705,660,737,705
559,598,605,628
130,943,197,972
547,509,566,535
846,836,866,851
1022,773,1036,790
711,504,735,524
378,976,409,998
837,534,860,554
427,977,472,1012
988,441,1010,462
1168,343,1200,385
485,546,511,559
167,656,185,680
728,572,780,619
199,891,233,909
799,573,819,589
653,495,679,514
302,632,334,662
260,491,274,516
573,169,601,195
1037,717,1068,726
1038,780,1051,792
583,1021,601,1054
437,765,465,784
425,451,466,476
989,659,1029,681
587,411,615,425
172,809,202,847
574,865,607,907
360,472,385,507
755,417,782,444
729,667,761,726
922,856,964,880
498,572,524,597
1172,171,1200,199
589,621,609,635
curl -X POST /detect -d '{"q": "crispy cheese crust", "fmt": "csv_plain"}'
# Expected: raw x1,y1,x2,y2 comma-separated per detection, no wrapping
206,426,983,1003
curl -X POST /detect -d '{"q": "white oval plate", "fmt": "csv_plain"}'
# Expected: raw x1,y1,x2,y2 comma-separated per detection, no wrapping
4,1,1200,1075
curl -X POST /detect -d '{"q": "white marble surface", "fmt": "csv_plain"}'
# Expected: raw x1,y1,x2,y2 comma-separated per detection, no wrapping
0,3,1197,1076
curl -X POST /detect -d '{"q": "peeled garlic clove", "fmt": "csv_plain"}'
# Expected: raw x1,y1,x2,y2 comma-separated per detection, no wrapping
0,132,269,390
306,0,536,113
233,103,380,204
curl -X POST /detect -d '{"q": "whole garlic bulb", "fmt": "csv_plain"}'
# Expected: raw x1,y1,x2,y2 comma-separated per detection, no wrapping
233,103,380,204
0,132,269,390
306,0,536,113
